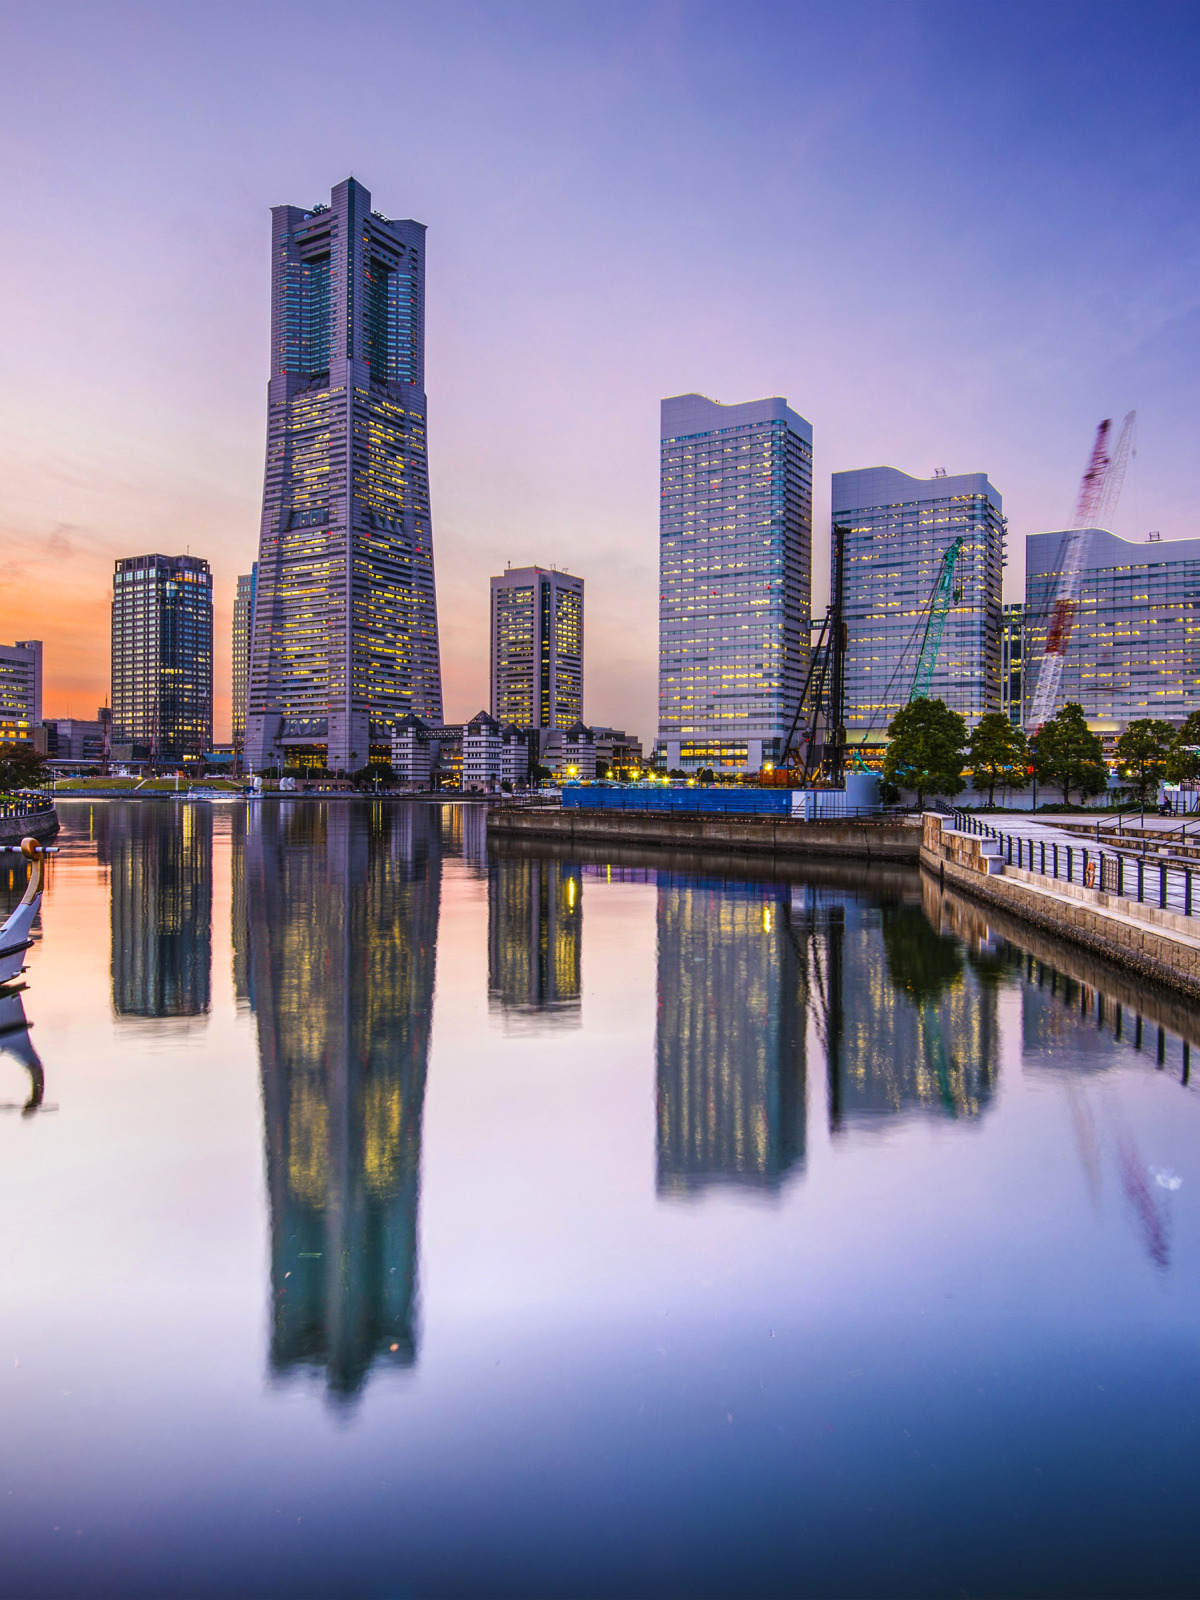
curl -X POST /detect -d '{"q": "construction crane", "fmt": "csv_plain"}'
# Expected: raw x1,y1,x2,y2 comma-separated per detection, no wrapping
910,536,965,703
1027,411,1135,732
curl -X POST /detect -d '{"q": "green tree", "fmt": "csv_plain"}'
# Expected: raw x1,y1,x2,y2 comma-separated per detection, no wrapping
1167,711,1200,786
1032,702,1107,807
968,713,1030,807
883,698,967,809
1115,718,1175,807
0,742,50,792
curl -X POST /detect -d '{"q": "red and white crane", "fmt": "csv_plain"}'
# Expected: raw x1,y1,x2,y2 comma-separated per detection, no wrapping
1027,410,1135,732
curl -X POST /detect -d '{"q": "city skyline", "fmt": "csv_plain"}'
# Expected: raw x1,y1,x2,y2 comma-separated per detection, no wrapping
2,4,1198,742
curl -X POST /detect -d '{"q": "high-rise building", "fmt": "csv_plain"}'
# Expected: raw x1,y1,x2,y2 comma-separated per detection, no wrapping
232,565,257,751
1025,529,1200,731
833,467,1004,752
658,393,813,774
1002,602,1025,726
489,566,583,731
0,640,42,746
245,177,443,775
111,555,213,761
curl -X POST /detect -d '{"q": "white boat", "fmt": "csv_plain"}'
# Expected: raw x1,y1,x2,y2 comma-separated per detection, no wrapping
0,838,57,988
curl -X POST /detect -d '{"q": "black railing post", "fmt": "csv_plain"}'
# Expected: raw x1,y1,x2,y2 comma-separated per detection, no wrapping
1083,848,1089,886
1041,840,1046,875
1161,861,1168,910
1137,857,1144,902
1118,855,1125,898
1187,868,1193,917
1053,843,1059,878
1067,846,1073,884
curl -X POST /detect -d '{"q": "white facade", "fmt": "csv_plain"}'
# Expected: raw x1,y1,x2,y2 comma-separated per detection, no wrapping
391,715,432,785
463,711,503,790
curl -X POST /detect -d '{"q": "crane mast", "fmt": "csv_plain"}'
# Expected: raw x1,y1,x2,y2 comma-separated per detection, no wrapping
1027,411,1135,732
910,537,965,702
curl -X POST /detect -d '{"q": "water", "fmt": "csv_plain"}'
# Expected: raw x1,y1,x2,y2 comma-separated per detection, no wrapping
1,798,1198,1598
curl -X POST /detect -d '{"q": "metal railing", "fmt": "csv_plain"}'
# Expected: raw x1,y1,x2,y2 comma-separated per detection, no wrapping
951,810,1200,918
0,798,55,820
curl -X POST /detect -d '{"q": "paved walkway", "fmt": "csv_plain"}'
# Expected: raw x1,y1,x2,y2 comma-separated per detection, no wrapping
952,810,1200,919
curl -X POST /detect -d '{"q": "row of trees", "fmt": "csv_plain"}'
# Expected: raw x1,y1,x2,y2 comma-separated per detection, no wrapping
883,700,1200,810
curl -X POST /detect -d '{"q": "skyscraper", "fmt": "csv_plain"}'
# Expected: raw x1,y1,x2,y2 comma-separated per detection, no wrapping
245,177,443,774
658,393,813,774
1025,529,1200,730
0,640,42,747
232,565,257,752
833,467,1004,753
111,555,213,761
489,566,583,730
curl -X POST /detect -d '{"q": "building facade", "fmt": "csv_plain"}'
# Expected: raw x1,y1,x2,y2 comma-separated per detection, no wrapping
232,565,257,751
489,566,583,731
0,640,42,747
42,711,110,767
1024,528,1200,731
245,177,443,774
833,467,1004,750
658,393,813,774
111,555,213,761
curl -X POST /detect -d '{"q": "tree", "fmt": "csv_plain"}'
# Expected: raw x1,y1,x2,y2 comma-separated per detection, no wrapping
1167,711,1200,787
882,698,967,809
595,759,610,780
1032,702,1107,807
0,743,50,792
968,713,1030,807
1115,719,1175,807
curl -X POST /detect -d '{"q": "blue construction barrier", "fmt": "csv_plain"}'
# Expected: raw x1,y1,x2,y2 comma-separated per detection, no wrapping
561,786,794,816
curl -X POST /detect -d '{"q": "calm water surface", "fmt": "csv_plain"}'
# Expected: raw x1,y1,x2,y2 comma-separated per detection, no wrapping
1,799,1198,1598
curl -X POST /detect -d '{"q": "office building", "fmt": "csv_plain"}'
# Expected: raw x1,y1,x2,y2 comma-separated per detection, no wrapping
245,177,443,775
42,710,110,768
833,467,1004,750
489,566,583,732
1025,529,1200,731
111,555,213,761
232,565,257,751
0,640,42,746
658,393,813,774
1002,603,1025,726
591,726,643,778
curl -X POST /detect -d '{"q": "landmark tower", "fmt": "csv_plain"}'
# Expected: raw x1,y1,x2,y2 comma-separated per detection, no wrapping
245,177,443,773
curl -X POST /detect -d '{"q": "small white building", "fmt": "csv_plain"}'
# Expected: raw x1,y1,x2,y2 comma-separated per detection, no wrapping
463,710,504,791
560,721,597,781
500,724,534,787
391,714,433,786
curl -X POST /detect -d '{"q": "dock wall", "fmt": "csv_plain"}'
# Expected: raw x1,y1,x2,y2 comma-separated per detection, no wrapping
487,806,922,864
921,814,1200,1002
0,809,59,846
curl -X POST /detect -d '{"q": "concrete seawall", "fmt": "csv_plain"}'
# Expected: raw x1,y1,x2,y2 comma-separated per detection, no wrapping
0,809,59,846
921,814,1200,1003
487,806,922,864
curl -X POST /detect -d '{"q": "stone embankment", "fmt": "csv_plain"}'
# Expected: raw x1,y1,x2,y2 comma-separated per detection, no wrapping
488,805,921,864
922,813,1200,1001
0,807,58,846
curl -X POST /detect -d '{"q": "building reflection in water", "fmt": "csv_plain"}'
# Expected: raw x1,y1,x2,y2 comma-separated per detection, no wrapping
109,802,212,1017
656,875,806,1195
244,802,440,1401
821,887,998,1129
487,855,581,1029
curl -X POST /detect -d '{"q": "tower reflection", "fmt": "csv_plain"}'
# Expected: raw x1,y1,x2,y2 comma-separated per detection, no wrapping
109,802,212,1017
655,875,805,1195
487,855,582,1028
820,893,998,1127
244,802,440,1401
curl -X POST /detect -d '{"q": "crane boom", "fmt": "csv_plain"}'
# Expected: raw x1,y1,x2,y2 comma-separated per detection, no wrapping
910,537,964,702
1028,413,1135,732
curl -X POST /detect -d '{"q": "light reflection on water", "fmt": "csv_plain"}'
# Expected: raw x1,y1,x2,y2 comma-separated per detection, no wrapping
1,799,1198,1598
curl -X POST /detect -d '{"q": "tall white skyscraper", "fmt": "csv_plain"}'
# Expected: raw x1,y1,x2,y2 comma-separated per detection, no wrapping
833,467,1004,753
658,394,813,774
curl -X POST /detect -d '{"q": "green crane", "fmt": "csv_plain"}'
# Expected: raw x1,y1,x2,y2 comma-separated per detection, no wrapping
910,536,965,703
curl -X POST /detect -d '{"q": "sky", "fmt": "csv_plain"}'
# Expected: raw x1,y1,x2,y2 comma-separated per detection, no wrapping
1,0,1199,743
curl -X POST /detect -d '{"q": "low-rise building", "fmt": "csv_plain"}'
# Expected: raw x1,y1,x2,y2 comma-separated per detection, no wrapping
590,726,643,779
463,711,504,791
391,715,434,787
42,710,111,767
560,722,597,781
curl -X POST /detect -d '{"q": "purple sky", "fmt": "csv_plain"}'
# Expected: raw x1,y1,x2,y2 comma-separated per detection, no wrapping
2,0,1198,740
